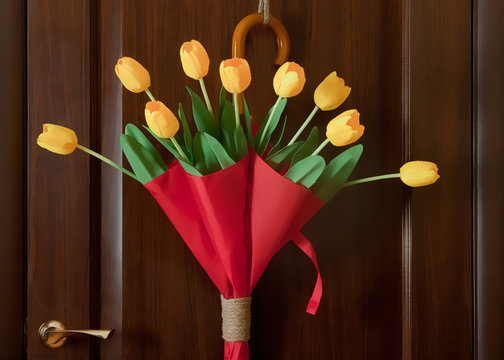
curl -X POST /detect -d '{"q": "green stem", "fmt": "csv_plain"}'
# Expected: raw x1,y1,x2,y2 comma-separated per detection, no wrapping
199,78,214,117
170,137,190,163
288,105,319,145
312,138,330,156
145,88,155,102
257,96,283,146
233,93,241,129
343,173,401,188
76,144,139,181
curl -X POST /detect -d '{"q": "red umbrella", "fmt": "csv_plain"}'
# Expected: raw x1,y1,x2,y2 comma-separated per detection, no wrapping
145,150,323,360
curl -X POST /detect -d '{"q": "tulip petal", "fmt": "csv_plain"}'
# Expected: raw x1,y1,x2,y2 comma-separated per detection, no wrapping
314,71,351,111
326,110,364,146
180,40,210,80
144,101,180,138
115,57,151,93
37,124,77,155
400,161,440,187
219,59,251,94
273,61,306,98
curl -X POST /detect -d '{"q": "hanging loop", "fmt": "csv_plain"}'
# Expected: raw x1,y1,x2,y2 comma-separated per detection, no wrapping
232,13,290,113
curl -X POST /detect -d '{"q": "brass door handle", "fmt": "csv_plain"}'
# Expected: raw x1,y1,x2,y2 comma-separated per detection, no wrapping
39,320,113,348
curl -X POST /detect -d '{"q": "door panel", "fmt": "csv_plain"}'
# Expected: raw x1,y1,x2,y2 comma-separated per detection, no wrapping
26,0,473,359
27,0,92,358
409,1,472,358
1,0,26,358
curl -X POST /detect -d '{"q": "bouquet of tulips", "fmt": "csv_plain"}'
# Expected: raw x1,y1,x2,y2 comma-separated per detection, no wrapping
37,39,439,359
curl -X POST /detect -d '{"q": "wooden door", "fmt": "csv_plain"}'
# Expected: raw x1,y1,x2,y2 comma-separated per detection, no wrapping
18,0,502,359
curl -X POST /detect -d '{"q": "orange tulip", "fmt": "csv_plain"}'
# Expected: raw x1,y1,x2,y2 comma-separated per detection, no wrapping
180,40,210,80
115,57,151,93
145,101,180,138
314,71,351,111
219,58,251,94
400,161,440,187
326,109,364,146
37,124,78,155
273,61,306,98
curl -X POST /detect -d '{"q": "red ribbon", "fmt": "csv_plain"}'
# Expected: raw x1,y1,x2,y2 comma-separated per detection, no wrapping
292,232,323,315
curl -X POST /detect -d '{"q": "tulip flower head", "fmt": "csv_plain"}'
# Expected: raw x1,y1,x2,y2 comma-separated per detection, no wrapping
314,71,351,111
219,58,251,94
145,101,180,139
180,40,210,80
37,124,78,155
400,161,440,187
115,57,151,93
326,109,364,146
273,61,306,98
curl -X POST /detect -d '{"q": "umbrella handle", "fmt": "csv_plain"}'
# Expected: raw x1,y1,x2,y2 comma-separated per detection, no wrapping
232,13,290,113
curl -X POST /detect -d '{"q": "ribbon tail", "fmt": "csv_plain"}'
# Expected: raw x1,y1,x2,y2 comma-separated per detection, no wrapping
292,232,323,315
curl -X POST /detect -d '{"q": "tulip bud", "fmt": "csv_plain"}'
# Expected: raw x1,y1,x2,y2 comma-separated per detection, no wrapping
219,58,251,94
326,109,364,146
37,124,78,155
273,61,306,98
144,101,179,138
314,71,351,111
400,161,440,187
180,40,210,80
115,57,151,93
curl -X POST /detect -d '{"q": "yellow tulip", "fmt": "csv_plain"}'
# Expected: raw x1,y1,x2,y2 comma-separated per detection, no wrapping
326,109,364,146
219,58,251,94
115,57,151,93
37,124,78,155
314,71,351,111
144,101,179,138
400,161,440,187
180,40,210,80
273,61,306,98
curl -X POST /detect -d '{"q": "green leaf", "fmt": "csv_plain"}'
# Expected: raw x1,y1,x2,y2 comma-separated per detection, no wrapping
178,102,193,152
120,134,167,184
284,155,326,188
220,100,248,161
290,126,319,166
243,97,253,145
266,142,302,170
254,97,288,155
200,132,235,169
143,126,182,160
186,86,219,138
192,132,235,174
193,132,218,174
312,144,364,202
268,115,287,156
174,133,183,144
125,123,167,171
178,159,202,176
218,86,227,115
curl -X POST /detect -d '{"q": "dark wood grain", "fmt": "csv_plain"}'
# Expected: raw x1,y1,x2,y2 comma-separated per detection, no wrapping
475,0,504,359
408,0,473,359
97,0,124,359
27,0,92,358
0,0,26,358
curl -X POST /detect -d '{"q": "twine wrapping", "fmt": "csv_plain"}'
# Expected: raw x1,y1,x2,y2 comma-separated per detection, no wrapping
220,295,252,342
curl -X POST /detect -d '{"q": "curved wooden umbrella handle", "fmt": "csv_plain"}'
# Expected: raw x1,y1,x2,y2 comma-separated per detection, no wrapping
232,13,290,113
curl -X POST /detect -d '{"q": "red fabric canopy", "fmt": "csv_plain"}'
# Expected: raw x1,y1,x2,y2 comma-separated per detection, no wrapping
145,150,324,360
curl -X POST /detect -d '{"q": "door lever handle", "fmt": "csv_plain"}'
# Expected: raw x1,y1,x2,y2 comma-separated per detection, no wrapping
39,320,113,348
